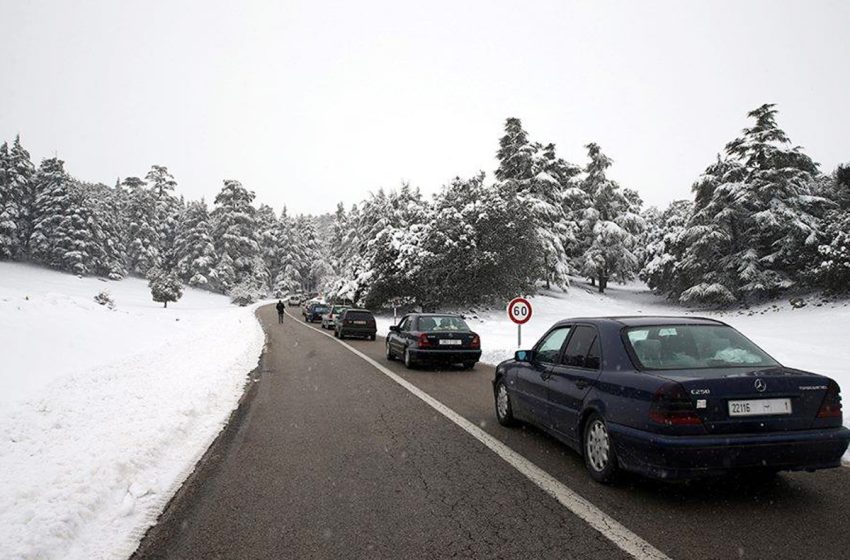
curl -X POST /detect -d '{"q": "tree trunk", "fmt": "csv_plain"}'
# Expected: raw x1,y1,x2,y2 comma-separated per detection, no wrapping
598,275,608,293
164,301,168,308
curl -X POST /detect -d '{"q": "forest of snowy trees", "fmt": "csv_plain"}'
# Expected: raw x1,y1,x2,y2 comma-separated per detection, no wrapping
1,103,847,309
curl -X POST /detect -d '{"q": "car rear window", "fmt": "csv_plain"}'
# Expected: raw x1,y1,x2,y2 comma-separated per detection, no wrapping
417,316,469,332
313,306,329,313
346,311,374,321
625,325,779,370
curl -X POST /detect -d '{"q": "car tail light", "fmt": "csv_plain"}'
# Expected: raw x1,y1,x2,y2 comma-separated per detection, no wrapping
817,381,843,418
470,335,480,349
649,382,703,426
417,333,432,348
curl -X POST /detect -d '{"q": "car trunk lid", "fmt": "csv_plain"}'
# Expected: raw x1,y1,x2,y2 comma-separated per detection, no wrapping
420,331,477,350
657,367,831,434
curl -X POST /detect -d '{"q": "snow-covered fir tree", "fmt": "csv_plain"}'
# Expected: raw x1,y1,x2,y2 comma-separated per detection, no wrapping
577,143,643,293
124,176,161,276
639,200,693,294
211,179,262,292
83,181,128,279
255,204,281,292
145,165,182,271
0,136,35,259
174,199,218,288
674,104,828,304
147,267,183,308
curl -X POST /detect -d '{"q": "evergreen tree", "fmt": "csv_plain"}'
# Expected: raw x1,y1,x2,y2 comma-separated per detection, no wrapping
83,182,128,279
639,200,693,294
147,267,183,308
495,117,535,182
256,203,280,291
211,179,261,291
0,136,35,259
124,176,161,276
145,165,181,270
174,199,218,288
577,143,643,293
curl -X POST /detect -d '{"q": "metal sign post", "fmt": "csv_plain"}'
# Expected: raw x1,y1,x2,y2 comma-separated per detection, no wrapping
507,297,533,349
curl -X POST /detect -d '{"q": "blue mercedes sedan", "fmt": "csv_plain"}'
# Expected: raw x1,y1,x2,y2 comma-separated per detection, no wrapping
493,317,850,482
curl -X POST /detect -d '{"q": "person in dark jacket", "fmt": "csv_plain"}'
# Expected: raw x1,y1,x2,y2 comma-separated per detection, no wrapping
276,300,285,323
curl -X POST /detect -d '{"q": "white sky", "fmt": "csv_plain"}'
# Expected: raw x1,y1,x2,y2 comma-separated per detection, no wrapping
1,0,848,214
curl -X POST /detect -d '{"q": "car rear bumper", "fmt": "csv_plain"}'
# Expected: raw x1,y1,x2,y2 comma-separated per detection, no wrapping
609,423,850,480
408,348,482,364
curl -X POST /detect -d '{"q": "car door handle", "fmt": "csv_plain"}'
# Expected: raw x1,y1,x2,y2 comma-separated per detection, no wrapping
575,379,589,389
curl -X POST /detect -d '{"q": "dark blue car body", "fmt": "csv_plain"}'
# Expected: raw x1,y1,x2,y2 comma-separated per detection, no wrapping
493,316,850,481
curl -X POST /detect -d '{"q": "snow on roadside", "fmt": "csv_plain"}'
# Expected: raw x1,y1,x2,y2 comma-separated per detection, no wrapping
0,263,265,560
374,279,850,463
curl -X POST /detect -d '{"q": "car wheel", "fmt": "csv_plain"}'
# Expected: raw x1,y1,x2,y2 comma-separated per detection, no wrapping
583,413,619,484
494,379,517,427
333,329,339,338
461,361,476,370
369,334,376,341
403,347,416,369
386,342,396,361
338,329,345,339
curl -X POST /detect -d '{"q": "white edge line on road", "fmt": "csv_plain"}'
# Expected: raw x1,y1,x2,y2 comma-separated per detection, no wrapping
285,310,672,560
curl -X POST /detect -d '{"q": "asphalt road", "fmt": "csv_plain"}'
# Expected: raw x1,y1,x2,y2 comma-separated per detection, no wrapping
133,305,850,560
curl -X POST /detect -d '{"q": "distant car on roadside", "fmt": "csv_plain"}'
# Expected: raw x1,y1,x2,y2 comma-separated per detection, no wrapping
303,302,329,323
493,316,850,483
287,294,302,306
386,313,481,370
335,309,377,340
321,305,348,329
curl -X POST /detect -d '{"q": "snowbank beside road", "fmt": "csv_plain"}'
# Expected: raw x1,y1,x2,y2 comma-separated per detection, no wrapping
374,280,850,462
0,262,265,560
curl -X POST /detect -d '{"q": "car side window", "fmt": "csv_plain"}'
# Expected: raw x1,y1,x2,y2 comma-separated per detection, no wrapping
398,317,410,332
535,327,571,364
584,336,601,370
562,326,598,368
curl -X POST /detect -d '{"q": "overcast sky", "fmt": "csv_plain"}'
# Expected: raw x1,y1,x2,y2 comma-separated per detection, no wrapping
1,0,848,214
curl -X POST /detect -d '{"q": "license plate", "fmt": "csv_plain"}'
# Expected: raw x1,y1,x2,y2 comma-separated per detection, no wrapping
728,398,792,417
439,339,462,346
353,321,367,325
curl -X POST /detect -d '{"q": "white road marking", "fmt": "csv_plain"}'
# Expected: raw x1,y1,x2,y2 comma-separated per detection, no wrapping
286,310,672,560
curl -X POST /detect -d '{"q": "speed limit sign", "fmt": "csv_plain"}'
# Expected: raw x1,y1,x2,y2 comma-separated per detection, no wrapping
507,297,532,347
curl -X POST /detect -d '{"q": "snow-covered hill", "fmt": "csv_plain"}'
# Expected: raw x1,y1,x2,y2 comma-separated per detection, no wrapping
376,279,850,462
0,263,265,560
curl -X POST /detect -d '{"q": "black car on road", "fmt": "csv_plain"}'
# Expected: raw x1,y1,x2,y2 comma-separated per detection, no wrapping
386,313,481,370
335,309,377,340
493,316,849,482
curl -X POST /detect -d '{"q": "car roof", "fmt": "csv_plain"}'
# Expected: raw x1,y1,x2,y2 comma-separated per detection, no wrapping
409,313,464,317
553,316,727,328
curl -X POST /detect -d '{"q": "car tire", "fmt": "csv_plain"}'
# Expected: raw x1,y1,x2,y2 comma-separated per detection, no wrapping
494,379,517,427
333,329,339,338
386,342,396,361
369,334,376,341
403,347,416,369
338,329,345,339
583,413,619,484
461,361,476,370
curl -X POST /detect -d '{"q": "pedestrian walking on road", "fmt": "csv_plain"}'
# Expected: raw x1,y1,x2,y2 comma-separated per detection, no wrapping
276,300,285,323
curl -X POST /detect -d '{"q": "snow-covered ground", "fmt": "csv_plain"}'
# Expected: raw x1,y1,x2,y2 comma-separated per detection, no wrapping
374,279,850,462
0,262,265,560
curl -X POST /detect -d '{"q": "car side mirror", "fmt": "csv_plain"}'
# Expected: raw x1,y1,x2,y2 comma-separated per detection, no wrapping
389,325,400,332
515,350,534,362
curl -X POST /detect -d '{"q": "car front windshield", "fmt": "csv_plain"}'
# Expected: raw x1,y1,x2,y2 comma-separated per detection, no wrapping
625,325,779,370
418,316,470,332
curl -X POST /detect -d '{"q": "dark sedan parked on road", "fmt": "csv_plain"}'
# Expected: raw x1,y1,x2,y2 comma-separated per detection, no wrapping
386,313,481,370
303,303,329,323
335,309,377,340
493,316,849,483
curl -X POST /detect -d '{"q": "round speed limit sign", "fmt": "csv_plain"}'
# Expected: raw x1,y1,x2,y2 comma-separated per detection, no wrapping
507,297,532,325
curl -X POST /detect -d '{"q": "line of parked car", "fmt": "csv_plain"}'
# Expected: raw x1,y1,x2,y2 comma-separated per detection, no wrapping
290,299,849,484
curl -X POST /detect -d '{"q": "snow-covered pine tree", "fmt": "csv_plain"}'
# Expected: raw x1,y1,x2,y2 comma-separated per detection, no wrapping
495,118,535,182
256,204,280,293
0,136,35,259
145,165,182,271
639,200,693,294
211,179,261,292
28,158,95,274
577,143,643,293
124,176,161,276
82,181,128,279
419,174,539,308
147,267,183,308
815,163,850,292
174,199,218,288
675,105,827,304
